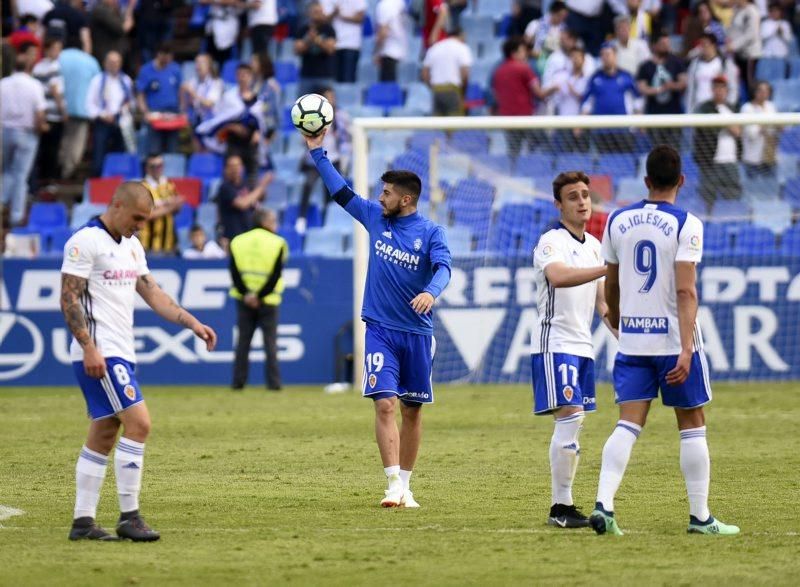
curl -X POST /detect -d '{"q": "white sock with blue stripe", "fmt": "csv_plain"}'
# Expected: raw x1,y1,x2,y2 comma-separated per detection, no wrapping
596,420,642,513
550,412,584,506
75,446,108,520
115,438,145,514
680,426,710,522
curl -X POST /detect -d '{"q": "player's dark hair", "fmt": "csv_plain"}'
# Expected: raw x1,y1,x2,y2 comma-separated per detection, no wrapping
156,41,173,55
503,37,526,59
189,224,205,233
20,13,38,26
236,63,253,73
549,1,567,13
701,32,719,47
42,36,62,50
552,171,590,201
381,170,422,201
646,145,682,189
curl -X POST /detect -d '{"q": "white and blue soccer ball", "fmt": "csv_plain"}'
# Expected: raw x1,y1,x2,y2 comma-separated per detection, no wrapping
291,93,334,137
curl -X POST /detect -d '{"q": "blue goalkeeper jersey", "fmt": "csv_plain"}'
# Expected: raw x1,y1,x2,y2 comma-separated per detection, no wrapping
335,185,451,335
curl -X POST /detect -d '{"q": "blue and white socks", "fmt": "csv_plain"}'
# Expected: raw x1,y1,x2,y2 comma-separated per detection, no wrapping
680,426,711,522
114,438,145,514
550,412,584,506
596,420,642,512
74,446,108,520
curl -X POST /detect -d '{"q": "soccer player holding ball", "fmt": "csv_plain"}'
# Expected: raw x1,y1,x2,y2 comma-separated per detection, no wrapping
60,183,217,541
531,172,617,528
590,146,739,536
303,126,452,508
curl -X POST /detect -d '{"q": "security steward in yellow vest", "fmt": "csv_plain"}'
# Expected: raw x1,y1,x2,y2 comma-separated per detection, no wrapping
228,208,288,391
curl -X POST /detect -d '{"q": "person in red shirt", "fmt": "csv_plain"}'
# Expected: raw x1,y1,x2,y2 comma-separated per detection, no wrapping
423,0,449,49
491,37,545,159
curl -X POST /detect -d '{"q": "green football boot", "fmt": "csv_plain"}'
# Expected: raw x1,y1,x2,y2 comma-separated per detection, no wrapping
687,516,740,535
589,504,624,536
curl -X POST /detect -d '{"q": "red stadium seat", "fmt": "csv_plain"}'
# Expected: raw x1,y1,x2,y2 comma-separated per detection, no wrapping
588,174,614,202
171,178,202,208
87,176,123,204
587,210,609,240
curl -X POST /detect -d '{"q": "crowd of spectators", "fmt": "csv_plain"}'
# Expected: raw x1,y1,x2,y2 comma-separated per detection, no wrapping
2,0,799,255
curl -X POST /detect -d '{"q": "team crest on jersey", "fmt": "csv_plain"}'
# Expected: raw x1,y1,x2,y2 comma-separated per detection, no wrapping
368,374,377,388
123,385,136,400
413,238,422,251
542,245,553,257
563,386,574,401
68,246,80,261
689,235,701,251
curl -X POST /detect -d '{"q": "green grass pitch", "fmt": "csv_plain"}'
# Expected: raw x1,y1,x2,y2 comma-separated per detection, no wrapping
1,383,799,586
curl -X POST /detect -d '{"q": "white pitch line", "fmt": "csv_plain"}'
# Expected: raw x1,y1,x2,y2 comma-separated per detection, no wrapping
0,505,25,527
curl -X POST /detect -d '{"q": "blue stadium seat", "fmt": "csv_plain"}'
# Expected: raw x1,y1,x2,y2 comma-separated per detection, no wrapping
531,198,559,224
482,154,513,174
45,227,74,256
703,223,730,254
404,83,433,115
733,225,777,255
777,154,798,185
790,57,800,79
753,199,793,234
195,203,218,237
70,202,105,229
468,59,497,87
274,61,299,85
779,126,800,154
439,153,472,185
393,151,430,180
783,180,800,207
162,153,186,178
187,153,223,179
514,153,553,176
388,106,428,117
397,61,420,84
742,175,780,200
265,177,291,209
102,152,140,178
446,225,473,255
754,58,787,83
449,130,490,154
180,60,196,83
357,60,378,85
348,105,384,117
27,202,68,231
447,179,495,248
365,82,404,113
204,177,223,202
283,204,322,229
408,130,446,153
174,204,195,229
781,226,800,255
332,83,363,107
773,79,800,112
553,153,595,175
461,14,495,43
615,177,645,202
325,203,354,230
278,227,303,253
272,152,301,180
598,154,637,182
303,227,348,257
491,203,538,253
711,199,750,218
221,59,239,85
177,227,192,254
476,0,508,16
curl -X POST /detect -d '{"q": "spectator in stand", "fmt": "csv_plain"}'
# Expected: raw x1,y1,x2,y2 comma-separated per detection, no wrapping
58,45,99,178
524,1,569,74
216,154,273,246
251,52,281,171
219,63,263,178
564,0,627,56
693,75,742,208
581,42,639,152
636,32,686,147
32,37,67,181
684,1,726,58
1,46,47,227
89,0,134,66
202,0,242,67
136,42,182,155
135,0,175,64
42,0,91,53
181,54,224,128
294,2,337,96
548,46,591,150
422,27,473,116
140,153,184,254
611,14,651,75
761,2,794,58
374,0,408,82
446,0,469,32
423,0,449,49
182,224,226,259
741,80,779,177
325,0,367,83
686,32,738,113
492,37,545,160
247,0,278,55
626,0,652,41
509,0,544,36
542,28,596,114
85,50,134,177
8,14,43,56
297,86,351,234
727,0,761,99
16,0,54,20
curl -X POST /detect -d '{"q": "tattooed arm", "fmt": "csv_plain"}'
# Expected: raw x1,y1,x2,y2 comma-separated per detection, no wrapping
136,274,218,350
60,273,107,378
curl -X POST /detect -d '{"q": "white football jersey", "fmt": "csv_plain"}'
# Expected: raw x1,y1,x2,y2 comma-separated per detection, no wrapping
601,200,704,356
61,218,149,363
532,224,603,358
